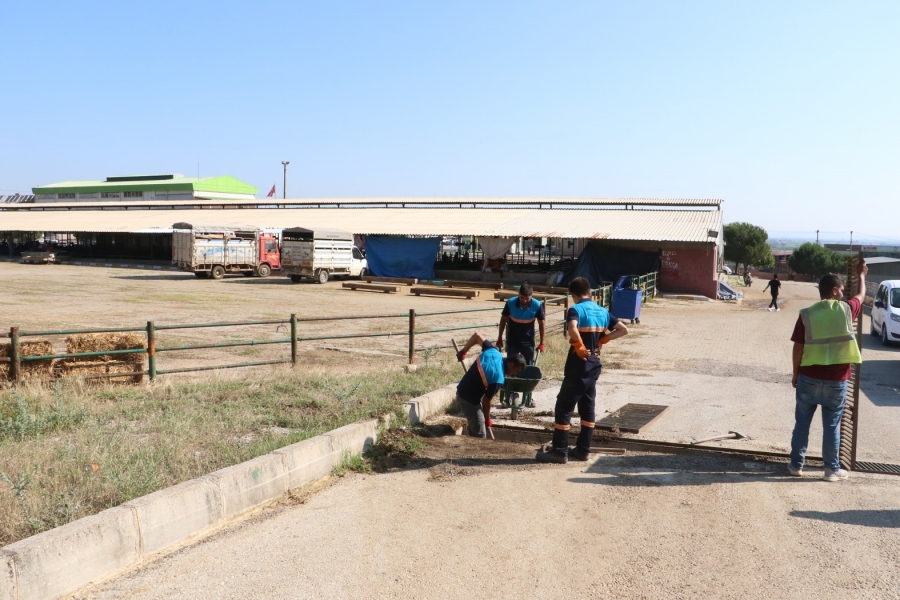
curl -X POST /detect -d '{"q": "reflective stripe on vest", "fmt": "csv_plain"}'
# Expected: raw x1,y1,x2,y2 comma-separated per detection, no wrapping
799,300,862,366
506,297,542,324
572,300,610,334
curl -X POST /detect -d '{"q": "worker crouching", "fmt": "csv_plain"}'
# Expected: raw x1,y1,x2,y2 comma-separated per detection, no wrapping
536,277,628,464
455,331,526,438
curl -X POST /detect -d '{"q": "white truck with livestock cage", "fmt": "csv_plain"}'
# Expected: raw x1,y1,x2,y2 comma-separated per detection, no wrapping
172,223,282,279
281,227,367,284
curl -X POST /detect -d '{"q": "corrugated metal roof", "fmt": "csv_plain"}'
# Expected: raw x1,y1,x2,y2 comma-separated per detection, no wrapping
0,207,722,243
12,196,722,209
865,256,900,264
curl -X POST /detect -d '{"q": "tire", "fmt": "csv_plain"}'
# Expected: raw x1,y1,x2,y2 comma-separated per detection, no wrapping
194,272,208,279
210,265,225,280
883,325,891,347
256,263,271,278
316,269,329,284
358,267,368,280
290,275,303,284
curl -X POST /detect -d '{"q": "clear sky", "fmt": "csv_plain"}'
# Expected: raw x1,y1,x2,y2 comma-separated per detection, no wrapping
2,1,898,241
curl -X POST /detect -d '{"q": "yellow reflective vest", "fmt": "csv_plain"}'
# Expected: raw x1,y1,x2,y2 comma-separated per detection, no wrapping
799,300,862,366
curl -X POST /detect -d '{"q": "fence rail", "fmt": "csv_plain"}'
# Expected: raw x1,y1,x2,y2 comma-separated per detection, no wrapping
2,296,569,385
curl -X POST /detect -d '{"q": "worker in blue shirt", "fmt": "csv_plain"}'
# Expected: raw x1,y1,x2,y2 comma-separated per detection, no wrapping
536,277,628,463
455,331,527,438
497,281,546,365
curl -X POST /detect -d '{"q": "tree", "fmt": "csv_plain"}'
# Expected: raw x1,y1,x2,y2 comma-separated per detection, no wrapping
788,243,848,278
723,222,774,274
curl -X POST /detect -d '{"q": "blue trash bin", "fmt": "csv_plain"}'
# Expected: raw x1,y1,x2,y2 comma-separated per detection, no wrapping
611,275,643,323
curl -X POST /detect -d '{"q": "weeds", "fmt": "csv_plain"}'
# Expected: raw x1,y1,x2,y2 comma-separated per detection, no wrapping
333,452,371,476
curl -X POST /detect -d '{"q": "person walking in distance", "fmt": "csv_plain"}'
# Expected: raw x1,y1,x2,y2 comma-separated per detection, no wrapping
536,277,628,464
788,260,866,481
763,273,782,311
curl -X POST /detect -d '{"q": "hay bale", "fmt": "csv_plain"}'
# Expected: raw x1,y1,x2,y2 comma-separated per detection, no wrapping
66,333,146,364
0,340,56,381
55,359,143,385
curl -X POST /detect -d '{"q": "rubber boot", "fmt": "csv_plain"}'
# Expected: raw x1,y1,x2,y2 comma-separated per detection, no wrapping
536,429,569,464
570,426,593,461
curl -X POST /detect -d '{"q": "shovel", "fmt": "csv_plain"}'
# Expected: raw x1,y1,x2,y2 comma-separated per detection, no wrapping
691,431,749,445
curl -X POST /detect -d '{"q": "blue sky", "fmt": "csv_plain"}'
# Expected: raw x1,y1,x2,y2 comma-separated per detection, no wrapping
2,1,898,241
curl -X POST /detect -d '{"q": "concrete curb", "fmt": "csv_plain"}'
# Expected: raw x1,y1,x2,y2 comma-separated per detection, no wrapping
0,383,457,600
660,293,714,302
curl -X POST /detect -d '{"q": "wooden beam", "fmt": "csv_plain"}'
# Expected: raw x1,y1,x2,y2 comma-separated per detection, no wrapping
342,282,401,293
411,287,479,299
442,280,504,290
362,276,417,286
493,290,568,305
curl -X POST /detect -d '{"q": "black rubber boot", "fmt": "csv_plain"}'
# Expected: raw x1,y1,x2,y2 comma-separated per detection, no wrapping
536,448,568,464
568,446,590,461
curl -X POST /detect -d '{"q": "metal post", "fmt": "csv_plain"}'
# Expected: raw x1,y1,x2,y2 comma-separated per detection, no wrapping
146,321,157,381
9,327,21,384
290,313,298,367
408,309,416,365
563,296,569,335
281,161,290,199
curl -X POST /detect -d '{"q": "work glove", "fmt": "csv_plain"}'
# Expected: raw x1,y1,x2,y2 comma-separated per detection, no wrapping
485,417,493,428
537,343,545,353
599,334,611,346
496,337,503,349
570,338,591,360
456,350,467,363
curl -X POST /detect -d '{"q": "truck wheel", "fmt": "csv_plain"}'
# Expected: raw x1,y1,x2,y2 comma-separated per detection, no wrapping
211,266,225,280
195,272,208,279
256,264,271,278
358,267,368,280
316,269,329,284
290,275,303,284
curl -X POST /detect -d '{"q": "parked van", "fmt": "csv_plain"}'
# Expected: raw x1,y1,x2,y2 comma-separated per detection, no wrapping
871,280,900,346
281,227,367,284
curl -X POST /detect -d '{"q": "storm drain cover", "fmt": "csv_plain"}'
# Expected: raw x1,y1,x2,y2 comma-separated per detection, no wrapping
854,461,900,475
597,403,670,434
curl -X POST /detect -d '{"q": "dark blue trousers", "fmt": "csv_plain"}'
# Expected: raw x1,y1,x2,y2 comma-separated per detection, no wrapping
552,357,601,453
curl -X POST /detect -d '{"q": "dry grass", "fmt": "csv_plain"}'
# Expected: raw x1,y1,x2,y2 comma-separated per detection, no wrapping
0,341,55,381
66,333,146,364
0,361,459,546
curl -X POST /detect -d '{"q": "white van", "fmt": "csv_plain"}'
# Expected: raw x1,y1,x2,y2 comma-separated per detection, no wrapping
281,227,367,284
871,280,900,346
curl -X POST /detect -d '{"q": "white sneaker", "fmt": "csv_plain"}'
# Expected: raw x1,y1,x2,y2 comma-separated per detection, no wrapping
823,468,849,482
776,308,781,312
787,464,803,477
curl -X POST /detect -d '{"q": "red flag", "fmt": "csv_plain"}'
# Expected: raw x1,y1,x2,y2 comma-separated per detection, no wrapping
267,184,276,197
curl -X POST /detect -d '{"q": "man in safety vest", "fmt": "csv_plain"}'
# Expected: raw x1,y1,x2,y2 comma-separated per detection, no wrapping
536,277,628,463
455,331,526,438
789,260,867,481
497,281,546,365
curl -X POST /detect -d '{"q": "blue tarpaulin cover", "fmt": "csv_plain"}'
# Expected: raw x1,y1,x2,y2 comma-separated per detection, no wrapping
562,244,661,288
365,236,441,279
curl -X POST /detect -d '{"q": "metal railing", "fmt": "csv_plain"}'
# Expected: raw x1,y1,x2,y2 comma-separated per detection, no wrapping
0,296,567,385
629,272,658,303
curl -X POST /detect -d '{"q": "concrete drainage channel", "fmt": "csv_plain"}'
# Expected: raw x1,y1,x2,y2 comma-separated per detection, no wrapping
0,385,457,600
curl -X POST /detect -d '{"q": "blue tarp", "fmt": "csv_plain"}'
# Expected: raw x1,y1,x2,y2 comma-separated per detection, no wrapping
365,236,441,280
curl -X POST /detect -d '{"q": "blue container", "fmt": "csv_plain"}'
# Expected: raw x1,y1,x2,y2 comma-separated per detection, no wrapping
611,275,643,323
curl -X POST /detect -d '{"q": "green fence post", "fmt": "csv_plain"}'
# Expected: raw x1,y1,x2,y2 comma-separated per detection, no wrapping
9,327,21,384
290,313,298,367
408,309,416,365
146,321,157,381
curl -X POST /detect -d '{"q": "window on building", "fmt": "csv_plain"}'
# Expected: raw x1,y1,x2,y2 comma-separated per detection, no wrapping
123,191,144,198
58,193,76,199
101,192,120,198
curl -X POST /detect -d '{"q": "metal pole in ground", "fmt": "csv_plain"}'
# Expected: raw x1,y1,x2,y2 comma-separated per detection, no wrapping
290,313,298,367
10,326,20,384
146,321,157,381
408,309,416,365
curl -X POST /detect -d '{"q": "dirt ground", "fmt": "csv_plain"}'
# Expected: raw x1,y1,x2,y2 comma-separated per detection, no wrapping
82,433,900,600
4,263,899,598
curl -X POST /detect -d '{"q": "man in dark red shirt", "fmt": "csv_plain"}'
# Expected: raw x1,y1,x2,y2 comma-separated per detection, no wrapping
789,260,867,481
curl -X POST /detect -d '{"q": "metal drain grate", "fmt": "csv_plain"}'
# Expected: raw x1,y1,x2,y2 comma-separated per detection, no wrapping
854,461,900,475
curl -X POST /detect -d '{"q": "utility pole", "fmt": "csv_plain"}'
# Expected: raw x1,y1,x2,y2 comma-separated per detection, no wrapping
281,161,290,199
816,230,819,245
850,231,853,249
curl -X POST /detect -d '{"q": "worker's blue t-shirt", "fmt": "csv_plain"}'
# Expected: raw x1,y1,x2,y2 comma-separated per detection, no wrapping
565,299,618,374
501,297,545,349
456,341,505,405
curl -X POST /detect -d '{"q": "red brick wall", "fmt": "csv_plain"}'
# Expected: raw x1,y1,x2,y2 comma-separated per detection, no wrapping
658,245,718,298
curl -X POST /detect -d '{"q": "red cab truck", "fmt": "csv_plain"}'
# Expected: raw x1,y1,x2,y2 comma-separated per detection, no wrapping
172,223,281,279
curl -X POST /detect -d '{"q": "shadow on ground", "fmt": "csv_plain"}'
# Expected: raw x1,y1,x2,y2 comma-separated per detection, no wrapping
790,509,900,528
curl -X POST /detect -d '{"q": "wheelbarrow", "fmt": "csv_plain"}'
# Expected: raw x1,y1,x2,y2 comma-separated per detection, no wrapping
499,364,543,420
499,348,541,412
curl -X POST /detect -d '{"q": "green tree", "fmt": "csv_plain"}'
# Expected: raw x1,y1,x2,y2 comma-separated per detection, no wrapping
723,222,774,274
788,243,848,278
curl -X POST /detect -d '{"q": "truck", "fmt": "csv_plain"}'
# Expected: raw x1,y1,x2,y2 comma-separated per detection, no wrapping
281,227,367,284
172,223,281,279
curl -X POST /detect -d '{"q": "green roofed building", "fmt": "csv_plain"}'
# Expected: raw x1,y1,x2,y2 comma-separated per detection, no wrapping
32,174,257,202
